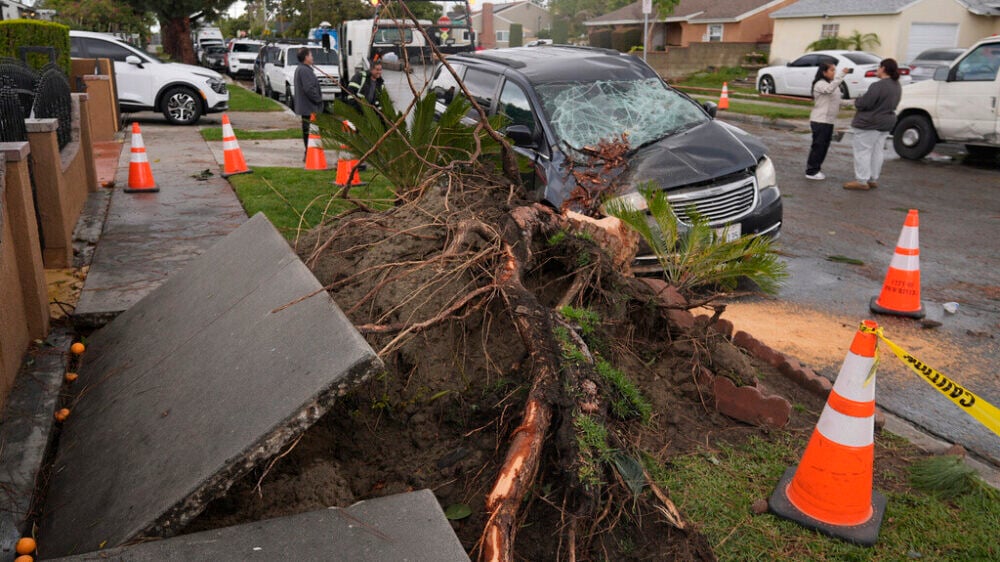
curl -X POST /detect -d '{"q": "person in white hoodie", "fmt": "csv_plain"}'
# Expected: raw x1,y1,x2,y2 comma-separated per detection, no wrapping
805,62,850,180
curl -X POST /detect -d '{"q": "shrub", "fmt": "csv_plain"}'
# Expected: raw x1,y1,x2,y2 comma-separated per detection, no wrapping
589,29,612,49
0,19,71,76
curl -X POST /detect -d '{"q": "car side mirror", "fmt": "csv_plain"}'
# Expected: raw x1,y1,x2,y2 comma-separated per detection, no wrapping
933,66,950,81
505,124,537,148
433,85,455,104
702,101,718,118
276,60,284,67
125,55,143,67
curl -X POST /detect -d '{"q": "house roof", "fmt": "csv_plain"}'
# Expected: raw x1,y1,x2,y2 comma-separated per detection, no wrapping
585,0,787,26
471,1,545,17
772,0,1000,18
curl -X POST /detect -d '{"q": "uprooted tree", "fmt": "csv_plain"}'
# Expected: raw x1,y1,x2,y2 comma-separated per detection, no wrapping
295,3,786,559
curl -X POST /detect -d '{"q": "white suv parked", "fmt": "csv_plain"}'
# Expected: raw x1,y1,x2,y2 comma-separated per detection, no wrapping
893,35,1000,160
226,39,263,78
70,30,229,125
263,44,341,107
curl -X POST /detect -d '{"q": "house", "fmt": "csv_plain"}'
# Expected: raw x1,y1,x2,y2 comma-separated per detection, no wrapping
1,0,33,20
470,1,552,48
769,0,1000,64
584,0,797,49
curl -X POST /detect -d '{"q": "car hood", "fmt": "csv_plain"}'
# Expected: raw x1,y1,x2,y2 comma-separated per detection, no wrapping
898,78,940,110
623,120,766,190
168,62,223,80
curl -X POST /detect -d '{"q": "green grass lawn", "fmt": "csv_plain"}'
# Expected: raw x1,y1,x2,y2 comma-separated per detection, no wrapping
688,95,813,120
227,82,285,112
652,432,999,561
227,166,395,240
200,127,301,141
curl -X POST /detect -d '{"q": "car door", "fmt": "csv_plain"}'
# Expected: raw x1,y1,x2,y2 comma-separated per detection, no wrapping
268,49,287,93
79,37,155,108
936,42,1000,142
496,78,548,193
784,54,821,96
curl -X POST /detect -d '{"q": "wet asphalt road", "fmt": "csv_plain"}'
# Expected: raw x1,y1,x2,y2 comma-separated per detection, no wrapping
722,120,999,466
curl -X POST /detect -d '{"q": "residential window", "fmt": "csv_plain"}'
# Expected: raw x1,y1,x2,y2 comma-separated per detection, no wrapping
707,24,723,42
820,23,839,38
496,30,509,42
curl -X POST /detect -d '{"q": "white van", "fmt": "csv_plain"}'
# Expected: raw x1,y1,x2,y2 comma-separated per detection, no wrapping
893,35,1000,160
340,19,430,77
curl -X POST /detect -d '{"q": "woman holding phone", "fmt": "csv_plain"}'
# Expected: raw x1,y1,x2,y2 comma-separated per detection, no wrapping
805,62,851,180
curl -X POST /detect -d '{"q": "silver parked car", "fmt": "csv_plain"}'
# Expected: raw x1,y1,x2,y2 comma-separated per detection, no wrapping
906,47,965,82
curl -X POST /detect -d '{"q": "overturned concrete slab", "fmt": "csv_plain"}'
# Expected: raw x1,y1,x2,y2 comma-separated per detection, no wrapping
39,213,383,558
50,490,470,561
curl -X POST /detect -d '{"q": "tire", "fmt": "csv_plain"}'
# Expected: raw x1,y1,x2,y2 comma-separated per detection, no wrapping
758,75,775,95
161,86,202,125
839,82,850,100
892,114,936,160
285,82,294,108
265,80,276,100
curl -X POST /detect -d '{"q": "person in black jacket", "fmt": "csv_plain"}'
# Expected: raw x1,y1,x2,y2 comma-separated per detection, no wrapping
346,61,385,112
293,47,324,157
844,59,902,191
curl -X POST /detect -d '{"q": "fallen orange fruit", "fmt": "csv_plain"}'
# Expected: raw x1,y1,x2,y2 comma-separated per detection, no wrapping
16,536,36,554
70,342,86,355
54,408,70,422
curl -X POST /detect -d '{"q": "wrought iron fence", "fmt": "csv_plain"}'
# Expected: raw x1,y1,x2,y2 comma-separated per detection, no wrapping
31,67,73,149
0,57,37,117
0,83,28,144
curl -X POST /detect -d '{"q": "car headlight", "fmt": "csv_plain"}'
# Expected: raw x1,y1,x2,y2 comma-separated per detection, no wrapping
755,155,777,189
206,77,227,95
599,190,648,215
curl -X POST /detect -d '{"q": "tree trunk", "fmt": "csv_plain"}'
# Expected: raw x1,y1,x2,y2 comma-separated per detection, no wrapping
160,16,196,65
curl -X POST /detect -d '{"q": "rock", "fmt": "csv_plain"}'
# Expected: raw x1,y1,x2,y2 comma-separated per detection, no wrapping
751,498,769,515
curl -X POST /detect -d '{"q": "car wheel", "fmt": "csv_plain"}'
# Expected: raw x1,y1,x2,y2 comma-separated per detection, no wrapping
285,82,294,108
839,82,850,100
758,75,775,95
161,86,202,125
892,114,936,160
265,80,275,100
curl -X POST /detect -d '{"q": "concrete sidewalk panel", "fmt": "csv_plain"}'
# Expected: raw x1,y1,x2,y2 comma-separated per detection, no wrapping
39,213,383,557
50,490,469,561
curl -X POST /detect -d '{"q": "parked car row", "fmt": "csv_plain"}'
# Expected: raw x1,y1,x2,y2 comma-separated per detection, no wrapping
251,43,341,107
756,50,912,99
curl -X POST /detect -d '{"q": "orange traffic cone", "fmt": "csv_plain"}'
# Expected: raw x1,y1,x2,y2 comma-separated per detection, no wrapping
335,120,365,187
304,114,328,171
870,209,924,318
718,82,730,110
125,122,159,193
769,320,886,546
220,114,252,178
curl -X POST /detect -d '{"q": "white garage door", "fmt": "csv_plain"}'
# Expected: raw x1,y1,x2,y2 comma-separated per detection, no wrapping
906,23,959,63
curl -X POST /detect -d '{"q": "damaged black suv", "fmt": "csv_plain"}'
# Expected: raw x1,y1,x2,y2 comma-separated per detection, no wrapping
429,46,782,272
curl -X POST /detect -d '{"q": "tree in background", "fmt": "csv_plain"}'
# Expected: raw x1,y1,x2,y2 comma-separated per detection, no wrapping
548,0,632,38
40,0,154,44
119,0,233,64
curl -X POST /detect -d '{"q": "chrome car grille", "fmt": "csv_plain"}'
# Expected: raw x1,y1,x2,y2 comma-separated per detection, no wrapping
318,76,337,87
668,174,758,226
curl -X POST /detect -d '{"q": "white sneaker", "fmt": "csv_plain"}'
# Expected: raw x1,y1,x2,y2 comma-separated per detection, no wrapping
805,171,826,180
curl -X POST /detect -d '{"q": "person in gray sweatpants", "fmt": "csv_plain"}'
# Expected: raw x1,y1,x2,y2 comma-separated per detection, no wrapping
844,59,902,191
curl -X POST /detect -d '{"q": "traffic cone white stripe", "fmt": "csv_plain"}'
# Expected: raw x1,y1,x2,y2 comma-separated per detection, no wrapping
896,225,918,249
223,139,240,151
131,151,148,163
832,353,877,402
889,252,920,271
816,407,874,447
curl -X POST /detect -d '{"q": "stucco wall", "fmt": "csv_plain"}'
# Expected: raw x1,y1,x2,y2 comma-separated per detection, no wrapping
643,42,769,81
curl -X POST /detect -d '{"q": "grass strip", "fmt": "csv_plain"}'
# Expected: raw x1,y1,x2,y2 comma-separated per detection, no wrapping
226,82,285,112
200,127,301,141
227,166,394,240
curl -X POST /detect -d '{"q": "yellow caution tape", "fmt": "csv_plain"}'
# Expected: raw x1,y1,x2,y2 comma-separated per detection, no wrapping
860,323,1000,437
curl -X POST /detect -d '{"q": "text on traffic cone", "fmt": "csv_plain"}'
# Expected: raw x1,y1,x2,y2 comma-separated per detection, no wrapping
125,122,159,193
870,209,924,319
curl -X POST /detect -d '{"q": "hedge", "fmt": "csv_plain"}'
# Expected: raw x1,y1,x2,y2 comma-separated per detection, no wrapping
589,29,612,49
509,23,522,47
0,19,71,76
611,28,642,53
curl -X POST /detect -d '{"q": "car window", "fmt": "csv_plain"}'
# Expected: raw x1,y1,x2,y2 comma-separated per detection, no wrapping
309,47,339,65
80,37,139,63
789,54,818,67
232,43,261,53
954,44,1000,82
498,80,537,134
843,52,880,65
462,68,499,111
818,55,838,67
374,27,413,44
432,63,465,105
534,77,707,153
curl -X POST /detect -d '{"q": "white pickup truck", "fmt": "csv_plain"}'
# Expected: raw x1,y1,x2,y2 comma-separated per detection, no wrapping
893,35,1000,160
263,44,341,108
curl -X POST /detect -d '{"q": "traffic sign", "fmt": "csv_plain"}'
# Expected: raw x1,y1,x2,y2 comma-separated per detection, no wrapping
438,15,451,33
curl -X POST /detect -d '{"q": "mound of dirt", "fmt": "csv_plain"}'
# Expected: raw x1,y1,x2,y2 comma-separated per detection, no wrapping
186,178,832,560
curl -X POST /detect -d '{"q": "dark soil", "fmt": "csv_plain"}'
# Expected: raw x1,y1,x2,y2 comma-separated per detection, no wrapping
184,178,913,560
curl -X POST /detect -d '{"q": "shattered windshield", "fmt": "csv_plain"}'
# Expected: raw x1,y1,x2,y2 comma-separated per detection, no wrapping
534,77,707,152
